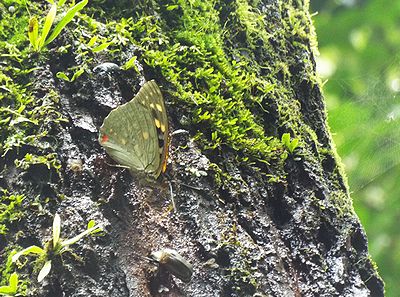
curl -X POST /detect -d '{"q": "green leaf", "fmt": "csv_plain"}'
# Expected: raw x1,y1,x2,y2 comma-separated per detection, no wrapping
288,138,299,153
28,17,39,50
61,224,103,247
0,285,15,295
0,117,11,125
91,42,112,53
53,213,61,248
281,133,298,153
44,0,88,46
87,220,95,229
86,35,98,47
38,260,52,282
0,272,18,295
58,0,67,6
38,3,57,49
281,133,290,147
12,246,45,263
9,272,18,292
166,4,179,11
121,56,138,71
70,67,85,82
56,72,71,81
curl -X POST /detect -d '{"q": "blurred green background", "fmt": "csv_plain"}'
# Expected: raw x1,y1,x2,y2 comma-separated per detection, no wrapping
311,0,400,296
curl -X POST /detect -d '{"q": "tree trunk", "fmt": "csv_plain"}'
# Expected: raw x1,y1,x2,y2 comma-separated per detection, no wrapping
1,0,384,296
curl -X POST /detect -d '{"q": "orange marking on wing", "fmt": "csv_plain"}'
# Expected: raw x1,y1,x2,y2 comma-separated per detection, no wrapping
162,152,168,173
101,134,109,143
161,138,170,173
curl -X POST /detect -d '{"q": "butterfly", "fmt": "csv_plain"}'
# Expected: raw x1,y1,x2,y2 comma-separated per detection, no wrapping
98,80,169,180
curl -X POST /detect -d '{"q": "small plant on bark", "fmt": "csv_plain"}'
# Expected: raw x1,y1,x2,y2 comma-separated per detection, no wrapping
28,0,88,52
12,213,102,282
281,132,299,154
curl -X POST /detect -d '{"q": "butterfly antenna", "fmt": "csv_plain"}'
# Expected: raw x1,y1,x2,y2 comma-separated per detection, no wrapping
171,180,203,191
131,251,158,264
168,181,177,212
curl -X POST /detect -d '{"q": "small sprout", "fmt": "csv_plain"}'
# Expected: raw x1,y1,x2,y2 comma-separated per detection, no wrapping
12,214,102,282
166,4,179,11
121,56,140,73
0,272,19,296
56,67,85,82
281,133,299,154
86,35,98,47
91,42,112,53
84,36,113,53
56,72,69,81
150,249,193,283
56,45,70,54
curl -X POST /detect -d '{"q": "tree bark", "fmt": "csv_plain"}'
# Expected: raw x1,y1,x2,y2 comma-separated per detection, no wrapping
1,0,384,296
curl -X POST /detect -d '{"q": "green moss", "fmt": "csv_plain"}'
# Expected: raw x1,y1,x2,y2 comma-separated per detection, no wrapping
130,1,283,162
0,73,67,159
0,2,31,52
14,152,62,174
235,0,271,47
0,190,24,235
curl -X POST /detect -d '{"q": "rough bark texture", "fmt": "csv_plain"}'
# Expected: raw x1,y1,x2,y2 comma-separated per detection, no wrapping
1,0,384,296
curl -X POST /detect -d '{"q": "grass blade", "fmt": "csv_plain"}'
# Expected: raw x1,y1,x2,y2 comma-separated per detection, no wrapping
52,213,61,248
61,224,102,247
12,246,44,263
38,3,57,49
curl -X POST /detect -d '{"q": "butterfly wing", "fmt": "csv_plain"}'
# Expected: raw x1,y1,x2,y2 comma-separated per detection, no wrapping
141,80,169,177
99,80,168,179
